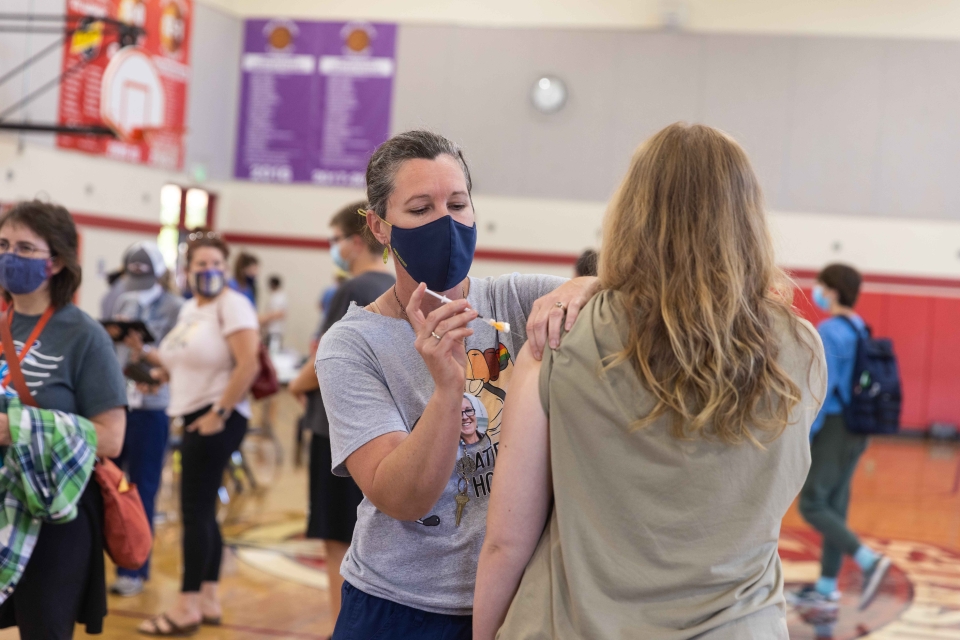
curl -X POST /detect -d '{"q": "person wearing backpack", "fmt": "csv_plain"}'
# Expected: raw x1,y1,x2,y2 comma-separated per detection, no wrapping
790,264,892,618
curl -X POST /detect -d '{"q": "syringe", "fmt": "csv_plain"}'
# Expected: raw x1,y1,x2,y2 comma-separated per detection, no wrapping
424,289,511,333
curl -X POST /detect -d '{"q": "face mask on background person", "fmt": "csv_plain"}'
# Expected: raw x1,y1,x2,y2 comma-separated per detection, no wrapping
120,241,167,310
812,284,831,312
0,254,50,295
330,242,350,273
192,269,225,298
387,215,477,292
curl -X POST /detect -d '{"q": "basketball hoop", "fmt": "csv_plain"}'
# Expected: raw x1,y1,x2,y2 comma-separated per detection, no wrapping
100,47,166,140
127,125,185,144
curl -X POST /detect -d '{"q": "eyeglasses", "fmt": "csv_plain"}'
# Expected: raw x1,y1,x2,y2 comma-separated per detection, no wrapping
461,408,476,418
188,231,221,241
0,241,52,258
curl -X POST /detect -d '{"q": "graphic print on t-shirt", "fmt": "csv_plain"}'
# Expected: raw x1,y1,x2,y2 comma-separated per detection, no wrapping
416,341,513,528
462,433,499,500
464,342,513,496
0,339,64,398
465,342,514,442
162,319,201,350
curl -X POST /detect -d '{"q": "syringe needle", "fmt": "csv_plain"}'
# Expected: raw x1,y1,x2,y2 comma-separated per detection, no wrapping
424,288,511,333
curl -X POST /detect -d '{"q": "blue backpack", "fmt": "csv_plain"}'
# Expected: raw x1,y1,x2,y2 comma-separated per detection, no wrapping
837,316,902,435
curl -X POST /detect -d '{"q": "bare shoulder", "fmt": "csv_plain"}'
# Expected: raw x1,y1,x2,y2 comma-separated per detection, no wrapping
515,342,544,375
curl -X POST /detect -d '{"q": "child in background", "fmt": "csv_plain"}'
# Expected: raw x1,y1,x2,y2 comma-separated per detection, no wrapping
789,263,892,618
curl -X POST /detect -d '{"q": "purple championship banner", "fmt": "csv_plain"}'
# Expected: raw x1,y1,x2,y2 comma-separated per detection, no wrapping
234,20,397,186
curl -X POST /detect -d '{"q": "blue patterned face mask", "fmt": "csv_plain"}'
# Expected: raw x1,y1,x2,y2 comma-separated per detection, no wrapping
191,269,225,298
0,254,49,295
386,215,477,292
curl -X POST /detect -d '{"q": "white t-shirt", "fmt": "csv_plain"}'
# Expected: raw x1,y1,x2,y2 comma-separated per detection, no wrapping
266,290,287,336
159,289,259,418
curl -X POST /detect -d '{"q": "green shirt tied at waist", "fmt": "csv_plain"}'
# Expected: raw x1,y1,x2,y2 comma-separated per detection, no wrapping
0,399,98,603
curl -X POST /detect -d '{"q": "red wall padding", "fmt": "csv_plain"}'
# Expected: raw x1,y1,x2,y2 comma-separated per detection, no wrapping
795,287,960,431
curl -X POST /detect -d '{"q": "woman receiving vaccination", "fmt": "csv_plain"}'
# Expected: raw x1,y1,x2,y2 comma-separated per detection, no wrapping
475,123,827,639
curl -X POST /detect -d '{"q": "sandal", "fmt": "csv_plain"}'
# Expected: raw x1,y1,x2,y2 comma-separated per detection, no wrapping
202,616,221,626
137,613,200,637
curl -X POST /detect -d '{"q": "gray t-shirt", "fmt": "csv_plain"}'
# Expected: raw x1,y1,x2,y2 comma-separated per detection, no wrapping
1,304,128,417
316,273,565,615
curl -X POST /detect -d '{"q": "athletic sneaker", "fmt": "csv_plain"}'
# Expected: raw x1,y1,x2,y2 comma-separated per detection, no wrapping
787,586,840,625
813,623,836,640
860,555,893,610
787,585,841,607
109,576,144,597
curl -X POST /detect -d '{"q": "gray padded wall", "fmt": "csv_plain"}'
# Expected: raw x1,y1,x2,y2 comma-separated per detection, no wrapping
183,2,242,181
874,40,960,218
392,26,960,221
5,11,960,221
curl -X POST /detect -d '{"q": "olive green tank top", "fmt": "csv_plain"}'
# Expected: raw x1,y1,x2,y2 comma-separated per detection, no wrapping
497,291,826,640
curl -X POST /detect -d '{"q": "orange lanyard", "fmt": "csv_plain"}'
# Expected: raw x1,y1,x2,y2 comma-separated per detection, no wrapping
2,307,54,387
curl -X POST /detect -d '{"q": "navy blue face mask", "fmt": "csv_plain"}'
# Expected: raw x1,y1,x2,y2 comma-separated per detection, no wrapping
0,254,50,295
388,215,477,292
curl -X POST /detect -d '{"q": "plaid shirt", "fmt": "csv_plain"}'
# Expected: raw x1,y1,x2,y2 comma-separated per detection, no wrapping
0,400,97,603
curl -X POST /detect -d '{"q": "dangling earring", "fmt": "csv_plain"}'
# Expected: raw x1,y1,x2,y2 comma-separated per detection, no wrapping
383,246,390,264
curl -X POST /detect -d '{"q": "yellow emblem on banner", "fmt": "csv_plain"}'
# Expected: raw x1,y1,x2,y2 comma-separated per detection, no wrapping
70,22,104,54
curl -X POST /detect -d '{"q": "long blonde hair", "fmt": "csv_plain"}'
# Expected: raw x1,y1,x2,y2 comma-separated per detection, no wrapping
600,123,805,445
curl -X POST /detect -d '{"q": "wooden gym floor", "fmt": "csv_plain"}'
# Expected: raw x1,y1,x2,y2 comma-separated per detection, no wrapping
1,393,958,639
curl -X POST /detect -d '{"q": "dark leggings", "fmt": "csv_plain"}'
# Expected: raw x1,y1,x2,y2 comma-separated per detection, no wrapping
180,405,247,593
0,491,97,639
798,413,868,578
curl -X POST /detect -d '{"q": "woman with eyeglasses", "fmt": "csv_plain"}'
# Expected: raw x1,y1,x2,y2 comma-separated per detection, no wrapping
131,230,261,637
0,201,128,638
460,395,484,445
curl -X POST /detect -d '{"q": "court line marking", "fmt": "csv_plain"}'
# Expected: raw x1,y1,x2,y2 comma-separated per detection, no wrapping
109,609,331,639
235,547,330,590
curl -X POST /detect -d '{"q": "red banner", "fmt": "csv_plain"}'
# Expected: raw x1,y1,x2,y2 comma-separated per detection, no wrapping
56,0,192,169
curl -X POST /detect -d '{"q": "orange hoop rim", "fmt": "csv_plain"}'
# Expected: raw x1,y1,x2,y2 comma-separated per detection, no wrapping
125,126,186,143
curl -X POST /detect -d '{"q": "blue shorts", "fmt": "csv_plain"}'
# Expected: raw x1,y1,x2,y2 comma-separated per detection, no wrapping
332,581,473,640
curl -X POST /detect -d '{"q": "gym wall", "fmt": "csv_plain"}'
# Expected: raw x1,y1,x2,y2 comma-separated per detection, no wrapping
2,0,960,429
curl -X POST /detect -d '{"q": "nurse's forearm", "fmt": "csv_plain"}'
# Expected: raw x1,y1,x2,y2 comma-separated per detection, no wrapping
347,383,463,521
